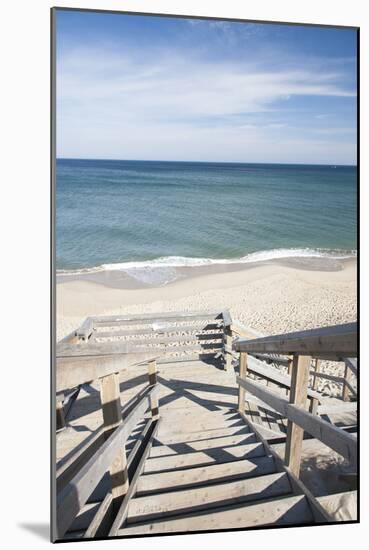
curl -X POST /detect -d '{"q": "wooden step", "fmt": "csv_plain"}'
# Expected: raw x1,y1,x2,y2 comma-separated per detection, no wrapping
150,432,257,457
127,472,291,523
117,494,314,535
158,415,245,437
154,425,251,446
144,442,265,473
157,409,239,424
137,455,276,495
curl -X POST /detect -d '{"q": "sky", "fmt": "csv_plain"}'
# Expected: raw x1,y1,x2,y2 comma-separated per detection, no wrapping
55,10,357,164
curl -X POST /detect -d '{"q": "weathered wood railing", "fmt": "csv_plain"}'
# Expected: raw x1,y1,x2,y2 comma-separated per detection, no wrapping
230,321,357,402
59,310,234,373
234,323,357,477
54,338,160,540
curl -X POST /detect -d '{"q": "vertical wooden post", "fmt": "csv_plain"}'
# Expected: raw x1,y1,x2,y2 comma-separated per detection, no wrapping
224,326,233,371
309,358,320,414
100,373,129,503
342,362,351,402
238,352,248,413
285,354,310,477
312,358,320,390
148,360,159,420
286,355,293,395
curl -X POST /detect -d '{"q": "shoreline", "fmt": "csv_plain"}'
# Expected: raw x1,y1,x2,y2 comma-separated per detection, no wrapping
56,256,357,342
56,255,356,290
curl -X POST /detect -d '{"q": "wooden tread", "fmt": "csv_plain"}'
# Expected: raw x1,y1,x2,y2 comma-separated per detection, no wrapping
150,432,257,457
136,455,276,495
127,472,291,523
144,442,265,473
154,425,251,445
118,494,314,535
157,414,244,436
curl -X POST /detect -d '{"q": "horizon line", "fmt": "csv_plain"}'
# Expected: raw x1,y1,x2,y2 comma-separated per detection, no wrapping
56,157,357,167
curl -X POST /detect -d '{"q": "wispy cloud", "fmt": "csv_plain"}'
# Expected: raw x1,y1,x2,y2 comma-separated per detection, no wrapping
57,40,356,163
58,49,354,119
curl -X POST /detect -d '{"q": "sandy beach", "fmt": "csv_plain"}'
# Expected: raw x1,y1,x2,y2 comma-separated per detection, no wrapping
57,257,357,342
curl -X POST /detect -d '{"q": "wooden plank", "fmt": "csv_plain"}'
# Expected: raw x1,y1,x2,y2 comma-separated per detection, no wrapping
285,355,310,476
84,492,113,538
109,419,161,536
239,411,332,523
56,386,158,538
75,318,94,341
238,377,357,465
100,373,129,501
117,495,313,535
148,361,159,420
127,419,152,469
56,352,158,392
127,472,291,523
234,323,357,356
58,341,222,359
56,427,105,491
247,356,321,402
143,442,265,473
342,362,351,402
92,311,222,325
344,380,357,397
312,359,319,390
238,352,247,413
136,455,276,495
223,323,233,371
158,416,245,437
253,353,290,366
94,333,223,344
93,323,223,338
231,322,264,339
222,310,232,327
57,340,160,358
310,370,344,384
158,353,219,365
246,400,264,427
150,432,257,457
345,357,357,376
155,425,250,445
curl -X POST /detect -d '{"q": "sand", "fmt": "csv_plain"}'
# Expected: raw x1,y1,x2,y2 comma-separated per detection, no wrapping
57,257,357,342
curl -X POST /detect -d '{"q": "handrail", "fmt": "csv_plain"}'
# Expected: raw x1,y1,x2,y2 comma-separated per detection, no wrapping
247,355,321,404
56,350,159,393
56,383,160,539
233,322,357,357
238,376,357,464
235,322,357,478
91,310,223,324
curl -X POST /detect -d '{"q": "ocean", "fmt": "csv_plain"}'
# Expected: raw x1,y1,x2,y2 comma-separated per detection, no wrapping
56,159,357,284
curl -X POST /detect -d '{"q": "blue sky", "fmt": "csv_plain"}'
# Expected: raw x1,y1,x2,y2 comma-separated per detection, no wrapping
56,10,357,164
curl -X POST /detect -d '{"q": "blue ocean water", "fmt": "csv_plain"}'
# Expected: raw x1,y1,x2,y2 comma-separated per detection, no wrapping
56,159,357,278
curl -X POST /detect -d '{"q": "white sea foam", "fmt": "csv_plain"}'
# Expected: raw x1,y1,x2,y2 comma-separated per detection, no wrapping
57,248,357,281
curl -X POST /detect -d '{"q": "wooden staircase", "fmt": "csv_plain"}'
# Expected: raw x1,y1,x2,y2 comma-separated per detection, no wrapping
54,314,357,541
112,407,316,535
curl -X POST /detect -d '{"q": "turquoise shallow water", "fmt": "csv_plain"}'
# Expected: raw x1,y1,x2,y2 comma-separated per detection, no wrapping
56,159,357,280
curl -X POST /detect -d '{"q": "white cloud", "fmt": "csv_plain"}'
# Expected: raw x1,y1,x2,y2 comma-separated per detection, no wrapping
57,47,356,163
